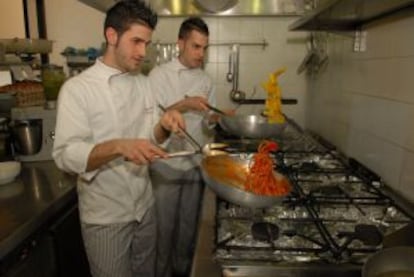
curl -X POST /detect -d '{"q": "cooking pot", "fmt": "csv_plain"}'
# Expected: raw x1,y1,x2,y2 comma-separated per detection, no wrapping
10,119,42,155
200,153,290,208
218,114,287,139
362,246,414,277
0,117,13,159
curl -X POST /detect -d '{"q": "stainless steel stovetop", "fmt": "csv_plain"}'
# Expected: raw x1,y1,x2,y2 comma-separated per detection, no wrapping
212,124,414,276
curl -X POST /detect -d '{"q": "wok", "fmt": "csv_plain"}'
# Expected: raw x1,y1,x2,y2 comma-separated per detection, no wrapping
362,246,414,277
218,114,287,139
200,153,290,208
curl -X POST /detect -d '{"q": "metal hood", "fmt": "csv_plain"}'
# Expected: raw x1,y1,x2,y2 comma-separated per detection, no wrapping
78,0,305,16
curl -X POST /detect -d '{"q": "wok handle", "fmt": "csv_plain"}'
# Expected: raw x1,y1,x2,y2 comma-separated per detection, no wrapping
231,98,298,105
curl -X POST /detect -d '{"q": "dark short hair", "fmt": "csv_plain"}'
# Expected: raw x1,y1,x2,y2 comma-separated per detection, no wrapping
178,17,209,39
104,0,158,37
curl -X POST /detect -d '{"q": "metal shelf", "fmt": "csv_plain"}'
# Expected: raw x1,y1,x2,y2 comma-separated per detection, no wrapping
289,0,414,31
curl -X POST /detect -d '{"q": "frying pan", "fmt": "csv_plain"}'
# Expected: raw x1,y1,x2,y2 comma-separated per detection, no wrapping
362,246,414,277
200,153,290,208
218,114,287,139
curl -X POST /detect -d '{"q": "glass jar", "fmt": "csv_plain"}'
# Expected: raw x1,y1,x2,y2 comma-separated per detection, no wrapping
41,65,66,101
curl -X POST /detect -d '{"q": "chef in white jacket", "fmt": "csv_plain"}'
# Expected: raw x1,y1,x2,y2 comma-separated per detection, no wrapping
53,1,185,277
148,17,215,277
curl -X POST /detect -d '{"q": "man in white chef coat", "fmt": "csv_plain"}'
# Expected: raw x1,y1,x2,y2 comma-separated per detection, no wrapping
53,1,185,277
148,17,216,277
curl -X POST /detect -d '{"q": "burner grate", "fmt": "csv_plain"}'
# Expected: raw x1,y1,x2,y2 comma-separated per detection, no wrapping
213,123,414,270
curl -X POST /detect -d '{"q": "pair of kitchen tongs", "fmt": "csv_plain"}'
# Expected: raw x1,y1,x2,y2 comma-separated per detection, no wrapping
158,104,228,158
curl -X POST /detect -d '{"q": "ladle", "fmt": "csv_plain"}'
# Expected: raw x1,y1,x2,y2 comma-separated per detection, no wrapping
229,44,246,102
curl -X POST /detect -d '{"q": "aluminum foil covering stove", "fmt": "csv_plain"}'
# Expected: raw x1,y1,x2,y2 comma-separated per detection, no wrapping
212,123,414,276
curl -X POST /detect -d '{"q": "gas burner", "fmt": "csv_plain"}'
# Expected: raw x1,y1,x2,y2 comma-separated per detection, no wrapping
283,152,346,172
337,224,383,248
212,120,414,273
310,186,344,197
251,222,279,242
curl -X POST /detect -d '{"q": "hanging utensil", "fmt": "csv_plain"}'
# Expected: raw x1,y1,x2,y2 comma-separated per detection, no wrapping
229,44,246,102
226,49,233,82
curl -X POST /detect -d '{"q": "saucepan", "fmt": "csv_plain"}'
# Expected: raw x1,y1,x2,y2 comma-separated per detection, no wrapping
218,114,287,139
200,153,291,208
362,246,414,277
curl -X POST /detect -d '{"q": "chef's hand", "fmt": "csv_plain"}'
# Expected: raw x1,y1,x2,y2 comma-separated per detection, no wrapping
154,109,186,143
120,139,168,165
208,108,236,124
159,109,185,133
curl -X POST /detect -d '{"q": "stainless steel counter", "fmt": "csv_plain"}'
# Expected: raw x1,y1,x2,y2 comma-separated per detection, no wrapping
191,187,221,277
0,161,77,259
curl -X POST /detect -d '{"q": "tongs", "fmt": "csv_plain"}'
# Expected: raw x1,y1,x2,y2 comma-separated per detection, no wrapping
158,104,228,158
183,94,226,115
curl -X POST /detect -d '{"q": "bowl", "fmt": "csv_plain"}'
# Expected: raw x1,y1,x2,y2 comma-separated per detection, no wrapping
0,161,21,185
218,114,287,139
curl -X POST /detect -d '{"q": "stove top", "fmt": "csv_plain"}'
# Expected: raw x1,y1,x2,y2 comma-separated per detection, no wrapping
212,124,414,275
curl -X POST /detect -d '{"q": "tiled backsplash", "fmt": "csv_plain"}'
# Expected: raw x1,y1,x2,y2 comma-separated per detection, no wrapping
151,16,308,126
306,9,414,202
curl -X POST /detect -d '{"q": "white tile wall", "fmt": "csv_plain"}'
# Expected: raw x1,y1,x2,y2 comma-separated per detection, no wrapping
307,9,414,202
42,0,308,126
151,16,309,126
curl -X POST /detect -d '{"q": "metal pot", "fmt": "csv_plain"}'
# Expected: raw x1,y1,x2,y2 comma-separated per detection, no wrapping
10,119,42,155
0,117,13,160
362,246,414,277
218,114,287,139
200,153,290,208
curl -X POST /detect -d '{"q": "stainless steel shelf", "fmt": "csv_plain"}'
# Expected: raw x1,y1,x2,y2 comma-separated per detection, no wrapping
289,0,414,31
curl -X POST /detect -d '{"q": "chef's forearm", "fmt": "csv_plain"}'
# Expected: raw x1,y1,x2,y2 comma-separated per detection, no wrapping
165,99,188,113
86,139,122,172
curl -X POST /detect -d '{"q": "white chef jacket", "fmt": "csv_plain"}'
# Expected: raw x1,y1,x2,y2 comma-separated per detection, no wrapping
53,59,159,225
148,59,215,171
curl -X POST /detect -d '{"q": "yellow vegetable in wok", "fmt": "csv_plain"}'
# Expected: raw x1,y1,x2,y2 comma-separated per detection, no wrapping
262,68,286,124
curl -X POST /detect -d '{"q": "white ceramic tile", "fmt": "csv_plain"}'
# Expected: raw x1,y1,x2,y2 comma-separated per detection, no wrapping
391,57,414,104
202,17,219,42
334,91,352,125
385,10,414,57
216,18,241,41
353,22,394,59
216,45,233,63
404,109,414,151
205,46,218,63
329,122,350,153
346,128,404,189
215,84,235,108
399,150,414,203
153,18,182,42
349,94,411,148
239,18,264,41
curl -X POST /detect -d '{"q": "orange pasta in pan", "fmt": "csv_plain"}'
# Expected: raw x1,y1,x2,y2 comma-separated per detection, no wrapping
244,140,291,196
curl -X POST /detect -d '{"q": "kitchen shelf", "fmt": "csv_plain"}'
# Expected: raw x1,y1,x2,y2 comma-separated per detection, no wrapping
289,0,414,31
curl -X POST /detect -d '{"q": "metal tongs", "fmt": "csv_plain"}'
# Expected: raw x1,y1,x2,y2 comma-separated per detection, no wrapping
158,104,228,158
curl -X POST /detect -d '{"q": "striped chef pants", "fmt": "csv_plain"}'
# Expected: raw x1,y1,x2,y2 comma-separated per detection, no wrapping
81,205,157,277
